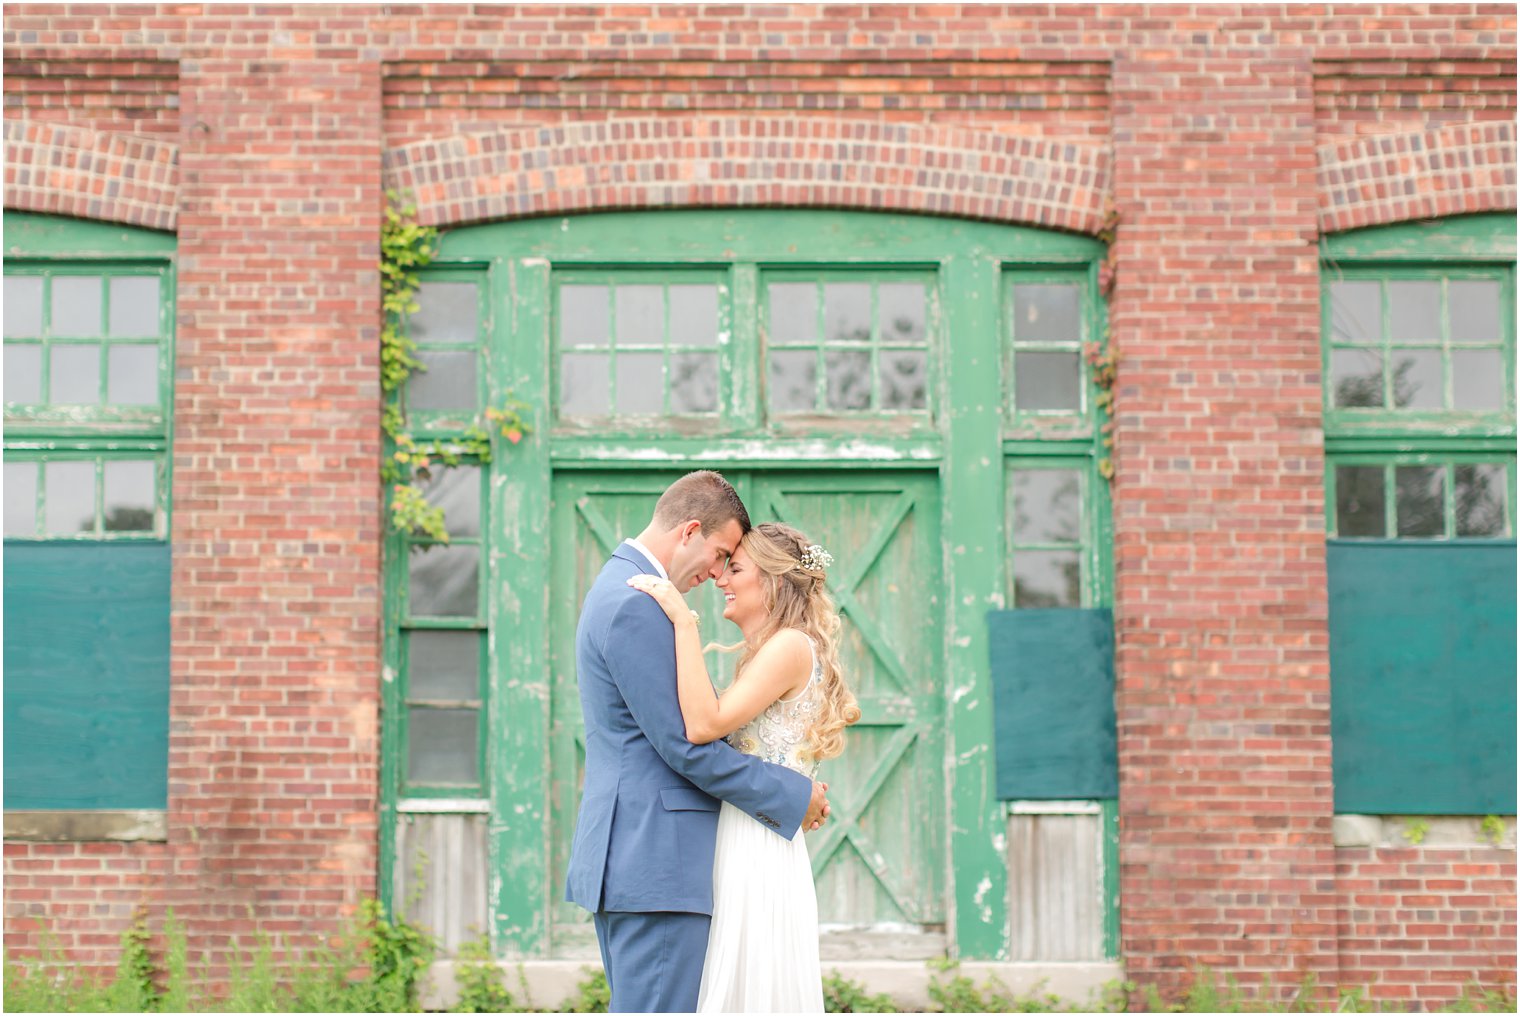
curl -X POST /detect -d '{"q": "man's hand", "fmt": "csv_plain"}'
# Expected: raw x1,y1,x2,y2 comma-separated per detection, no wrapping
804,780,830,832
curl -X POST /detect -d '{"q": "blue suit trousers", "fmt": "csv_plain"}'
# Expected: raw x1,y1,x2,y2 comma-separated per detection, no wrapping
593,910,712,1013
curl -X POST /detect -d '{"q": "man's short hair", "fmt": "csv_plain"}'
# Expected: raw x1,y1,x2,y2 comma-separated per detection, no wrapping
652,470,752,536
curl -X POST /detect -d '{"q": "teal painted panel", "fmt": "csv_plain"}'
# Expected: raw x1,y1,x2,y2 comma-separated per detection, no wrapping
987,608,1117,799
4,542,170,809
1329,541,1518,814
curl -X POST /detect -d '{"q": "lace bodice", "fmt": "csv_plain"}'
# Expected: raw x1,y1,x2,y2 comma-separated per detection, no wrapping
724,634,822,779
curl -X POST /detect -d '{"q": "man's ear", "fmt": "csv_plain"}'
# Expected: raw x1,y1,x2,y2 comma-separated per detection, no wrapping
679,520,703,544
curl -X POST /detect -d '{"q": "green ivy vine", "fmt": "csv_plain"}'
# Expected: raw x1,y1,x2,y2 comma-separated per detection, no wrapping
1088,196,1120,481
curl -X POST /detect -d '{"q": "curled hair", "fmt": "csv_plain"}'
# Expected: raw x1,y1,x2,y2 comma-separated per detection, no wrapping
722,522,861,761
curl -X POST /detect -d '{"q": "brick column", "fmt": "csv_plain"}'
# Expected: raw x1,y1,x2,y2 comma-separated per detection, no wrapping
171,56,383,959
1110,34,1337,1001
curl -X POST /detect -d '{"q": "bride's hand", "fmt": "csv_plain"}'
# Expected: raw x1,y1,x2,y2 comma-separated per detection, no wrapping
626,575,692,625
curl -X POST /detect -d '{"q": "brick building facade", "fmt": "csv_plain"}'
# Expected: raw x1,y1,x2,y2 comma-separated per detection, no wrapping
3,5,1515,1009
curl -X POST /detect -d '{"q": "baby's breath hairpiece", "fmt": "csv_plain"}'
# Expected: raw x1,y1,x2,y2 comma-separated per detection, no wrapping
798,544,833,571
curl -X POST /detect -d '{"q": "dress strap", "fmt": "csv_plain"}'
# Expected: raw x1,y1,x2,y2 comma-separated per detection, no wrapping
776,630,820,703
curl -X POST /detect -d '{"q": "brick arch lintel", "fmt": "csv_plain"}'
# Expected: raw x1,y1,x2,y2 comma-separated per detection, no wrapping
3,119,180,232
383,116,1113,235
1318,121,1517,235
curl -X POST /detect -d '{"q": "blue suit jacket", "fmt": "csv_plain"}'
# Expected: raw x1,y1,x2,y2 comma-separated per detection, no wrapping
565,545,812,914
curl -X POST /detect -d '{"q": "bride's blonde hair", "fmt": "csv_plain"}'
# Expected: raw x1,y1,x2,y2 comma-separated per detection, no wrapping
721,522,861,761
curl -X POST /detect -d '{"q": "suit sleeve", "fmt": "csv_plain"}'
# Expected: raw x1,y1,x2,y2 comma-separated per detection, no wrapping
602,591,812,838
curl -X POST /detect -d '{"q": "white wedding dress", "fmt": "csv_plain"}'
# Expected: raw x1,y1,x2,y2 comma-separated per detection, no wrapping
697,636,826,1013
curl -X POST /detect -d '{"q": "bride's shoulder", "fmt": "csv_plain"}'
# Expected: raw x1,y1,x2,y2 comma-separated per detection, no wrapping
756,627,813,670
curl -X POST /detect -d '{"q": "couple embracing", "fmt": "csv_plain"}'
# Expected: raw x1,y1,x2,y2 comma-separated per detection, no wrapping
565,470,860,1013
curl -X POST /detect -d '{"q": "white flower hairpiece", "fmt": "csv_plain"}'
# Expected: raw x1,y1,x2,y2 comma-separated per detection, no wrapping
798,544,833,571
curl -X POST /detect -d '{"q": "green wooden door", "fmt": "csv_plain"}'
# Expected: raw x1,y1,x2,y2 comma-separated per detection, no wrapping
547,468,944,955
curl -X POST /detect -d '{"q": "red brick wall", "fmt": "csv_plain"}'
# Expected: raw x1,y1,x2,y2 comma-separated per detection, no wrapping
1315,56,1518,137
2,55,180,136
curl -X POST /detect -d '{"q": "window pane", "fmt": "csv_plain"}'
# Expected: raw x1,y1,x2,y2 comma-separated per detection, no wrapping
880,350,927,411
417,464,480,538
407,707,479,784
1395,466,1444,538
1389,349,1441,410
4,461,38,537
1012,470,1082,544
1329,280,1380,343
561,285,610,347
4,344,42,403
409,543,480,617
560,352,609,415
1449,280,1502,343
1455,464,1509,537
51,276,103,337
615,351,664,414
824,283,871,344
108,276,160,336
1331,348,1384,408
615,285,664,345
670,352,718,413
1014,550,1081,608
409,281,477,344
44,460,95,534
1387,280,1441,343
1015,350,1081,411
50,345,101,404
407,350,476,411
1335,466,1386,537
408,631,481,702
878,284,926,345
769,349,816,412
107,344,159,405
4,277,43,336
1452,349,1506,411
824,349,871,410
1013,284,1081,343
102,460,156,532
668,285,718,347
769,284,817,344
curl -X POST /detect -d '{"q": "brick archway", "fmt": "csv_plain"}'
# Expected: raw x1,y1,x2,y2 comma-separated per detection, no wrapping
2,120,179,231
381,115,1112,234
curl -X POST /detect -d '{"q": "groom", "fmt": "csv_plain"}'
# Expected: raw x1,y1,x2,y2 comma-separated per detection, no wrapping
565,470,828,1013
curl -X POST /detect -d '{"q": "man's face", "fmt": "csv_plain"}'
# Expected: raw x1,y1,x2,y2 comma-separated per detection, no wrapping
667,518,744,592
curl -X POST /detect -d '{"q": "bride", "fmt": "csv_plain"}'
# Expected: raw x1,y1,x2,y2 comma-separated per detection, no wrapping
627,521,860,1013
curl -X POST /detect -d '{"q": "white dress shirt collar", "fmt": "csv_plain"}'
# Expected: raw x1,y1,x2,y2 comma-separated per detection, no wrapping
622,538,669,580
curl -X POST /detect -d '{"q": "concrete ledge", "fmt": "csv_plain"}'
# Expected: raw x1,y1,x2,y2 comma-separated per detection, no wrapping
1332,814,1516,849
3,809,168,842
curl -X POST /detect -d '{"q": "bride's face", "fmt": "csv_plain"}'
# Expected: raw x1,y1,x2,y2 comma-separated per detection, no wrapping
714,543,766,630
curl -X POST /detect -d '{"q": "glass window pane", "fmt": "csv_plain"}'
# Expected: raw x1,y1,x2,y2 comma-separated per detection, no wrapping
823,283,871,344
417,464,480,538
769,349,817,413
4,344,42,403
1395,465,1444,538
51,276,103,337
1389,349,1442,409
107,344,159,405
669,285,718,347
1329,280,1380,343
1388,281,1441,343
1449,280,1502,343
102,460,156,532
1013,284,1081,343
407,631,481,702
407,350,476,411
824,349,871,410
108,276,160,336
407,707,479,784
560,352,609,415
4,277,43,336
1015,350,1081,411
1331,348,1384,408
1455,464,1509,537
615,285,664,346
1452,349,1506,411
561,285,610,347
768,284,817,344
409,543,480,617
1335,466,1386,537
1012,470,1083,544
409,281,477,344
50,345,101,405
44,460,95,535
670,352,718,413
1014,550,1081,608
878,284,926,345
880,350,927,411
615,351,664,414
4,461,38,537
